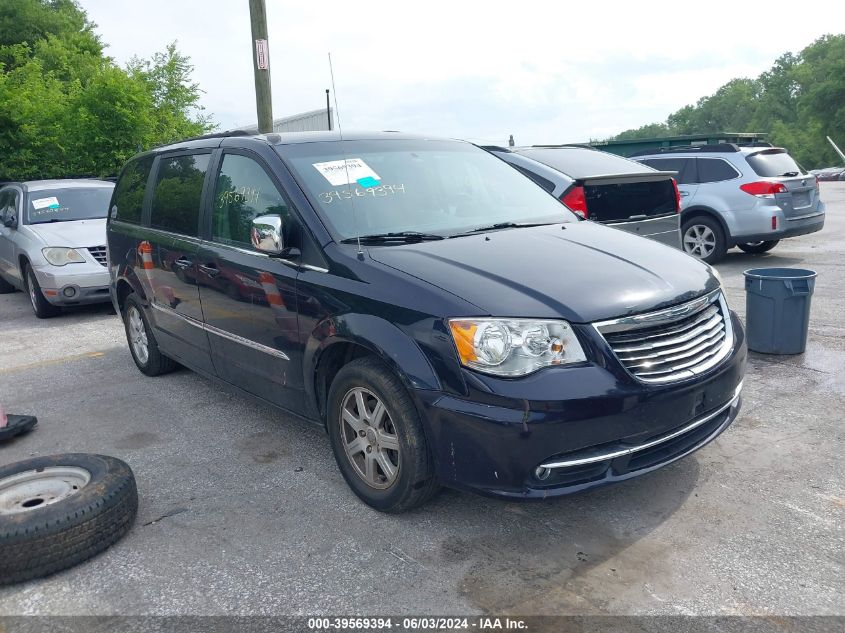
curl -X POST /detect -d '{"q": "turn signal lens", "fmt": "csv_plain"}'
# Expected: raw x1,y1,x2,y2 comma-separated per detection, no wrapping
448,318,586,377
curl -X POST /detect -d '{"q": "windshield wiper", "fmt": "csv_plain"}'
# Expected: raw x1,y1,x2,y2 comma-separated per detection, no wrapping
453,221,556,237
340,231,445,244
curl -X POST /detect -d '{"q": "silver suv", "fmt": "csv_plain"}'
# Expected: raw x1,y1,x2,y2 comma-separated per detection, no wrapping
0,179,114,317
634,144,825,263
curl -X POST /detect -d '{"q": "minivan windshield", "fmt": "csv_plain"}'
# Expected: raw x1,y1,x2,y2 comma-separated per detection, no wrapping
280,139,576,241
26,187,113,225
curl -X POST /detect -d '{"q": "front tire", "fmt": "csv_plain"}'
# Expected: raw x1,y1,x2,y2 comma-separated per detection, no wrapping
738,240,779,254
327,357,439,512
24,264,60,318
682,217,727,264
122,292,177,376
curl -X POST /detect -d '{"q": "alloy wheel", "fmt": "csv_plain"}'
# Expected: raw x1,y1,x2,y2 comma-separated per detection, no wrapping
339,387,400,490
127,306,149,365
683,224,716,258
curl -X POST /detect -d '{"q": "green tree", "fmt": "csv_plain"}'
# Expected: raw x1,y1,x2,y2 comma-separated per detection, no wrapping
0,0,215,181
609,35,845,169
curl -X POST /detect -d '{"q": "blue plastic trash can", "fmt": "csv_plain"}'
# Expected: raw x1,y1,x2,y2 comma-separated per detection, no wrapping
743,268,816,354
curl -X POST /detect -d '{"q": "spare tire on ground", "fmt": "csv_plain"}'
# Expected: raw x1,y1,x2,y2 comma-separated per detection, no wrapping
0,453,138,584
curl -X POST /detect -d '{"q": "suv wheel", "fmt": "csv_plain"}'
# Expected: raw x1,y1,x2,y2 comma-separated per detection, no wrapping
24,264,60,318
738,240,779,254
327,357,439,512
122,293,177,376
682,217,727,264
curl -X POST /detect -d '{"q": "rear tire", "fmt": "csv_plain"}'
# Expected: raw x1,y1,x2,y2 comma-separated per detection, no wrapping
682,217,727,264
738,240,779,254
24,264,60,318
327,357,439,513
122,292,177,376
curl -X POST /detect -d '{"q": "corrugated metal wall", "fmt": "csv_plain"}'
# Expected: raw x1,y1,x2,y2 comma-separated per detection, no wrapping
236,108,333,134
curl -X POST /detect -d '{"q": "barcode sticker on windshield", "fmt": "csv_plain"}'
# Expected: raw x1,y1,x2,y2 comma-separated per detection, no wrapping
32,196,60,210
313,159,380,187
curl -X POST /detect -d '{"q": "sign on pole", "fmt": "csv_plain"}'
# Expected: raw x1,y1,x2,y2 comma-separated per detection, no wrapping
255,39,269,70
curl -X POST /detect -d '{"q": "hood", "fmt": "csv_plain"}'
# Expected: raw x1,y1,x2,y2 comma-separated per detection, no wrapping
368,222,719,323
27,219,107,248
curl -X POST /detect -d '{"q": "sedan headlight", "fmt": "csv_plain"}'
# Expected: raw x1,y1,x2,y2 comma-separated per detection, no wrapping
448,318,586,377
42,247,85,266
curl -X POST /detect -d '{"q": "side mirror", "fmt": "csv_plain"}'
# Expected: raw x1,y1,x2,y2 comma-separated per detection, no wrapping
2,214,16,229
251,215,284,255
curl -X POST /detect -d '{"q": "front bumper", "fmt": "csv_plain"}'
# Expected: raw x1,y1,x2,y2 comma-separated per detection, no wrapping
415,312,747,498
33,264,111,305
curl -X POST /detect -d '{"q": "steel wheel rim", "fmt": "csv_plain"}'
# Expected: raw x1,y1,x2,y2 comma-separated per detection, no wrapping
683,224,716,258
27,273,39,312
127,306,149,365
0,466,91,515
339,387,400,490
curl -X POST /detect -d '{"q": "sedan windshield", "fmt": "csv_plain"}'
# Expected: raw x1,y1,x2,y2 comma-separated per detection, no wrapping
280,139,576,241
26,187,113,225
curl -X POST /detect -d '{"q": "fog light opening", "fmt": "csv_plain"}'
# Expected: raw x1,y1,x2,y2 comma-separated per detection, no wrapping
62,286,77,298
535,466,552,481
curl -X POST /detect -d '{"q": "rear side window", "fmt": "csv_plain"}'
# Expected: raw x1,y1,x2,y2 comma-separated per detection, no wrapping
211,154,292,247
697,158,739,183
150,153,210,236
638,158,696,184
112,156,154,224
745,150,804,177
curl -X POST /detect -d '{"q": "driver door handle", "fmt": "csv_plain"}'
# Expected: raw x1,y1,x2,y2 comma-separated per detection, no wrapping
172,256,192,270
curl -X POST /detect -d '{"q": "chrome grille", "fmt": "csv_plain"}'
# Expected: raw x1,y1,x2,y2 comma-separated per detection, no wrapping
87,245,108,267
595,290,733,384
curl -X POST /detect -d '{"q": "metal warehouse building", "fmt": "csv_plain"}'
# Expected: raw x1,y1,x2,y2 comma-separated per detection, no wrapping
233,108,334,134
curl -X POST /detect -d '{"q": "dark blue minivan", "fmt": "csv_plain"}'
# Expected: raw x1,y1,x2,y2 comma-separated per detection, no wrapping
107,131,746,512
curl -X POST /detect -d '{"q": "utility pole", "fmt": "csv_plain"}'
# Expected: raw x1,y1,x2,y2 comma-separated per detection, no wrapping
249,0,273,133
326,89,332,130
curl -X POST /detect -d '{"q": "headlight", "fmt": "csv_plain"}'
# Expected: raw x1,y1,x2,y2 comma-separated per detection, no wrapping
448,318,587,377
42,247,85,266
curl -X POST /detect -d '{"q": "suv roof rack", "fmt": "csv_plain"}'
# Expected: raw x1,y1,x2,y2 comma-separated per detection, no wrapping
737,142,774,148
530,144,596,150
478,145,511,152
628,143,740,158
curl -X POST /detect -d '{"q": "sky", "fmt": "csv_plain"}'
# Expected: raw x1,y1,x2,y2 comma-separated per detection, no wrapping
77,1,844,146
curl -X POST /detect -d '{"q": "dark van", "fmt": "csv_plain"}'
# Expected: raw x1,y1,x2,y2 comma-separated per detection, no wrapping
107,131,746,512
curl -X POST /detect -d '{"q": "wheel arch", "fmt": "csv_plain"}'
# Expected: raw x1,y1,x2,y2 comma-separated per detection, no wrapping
304,314,442,425
681,205,730,239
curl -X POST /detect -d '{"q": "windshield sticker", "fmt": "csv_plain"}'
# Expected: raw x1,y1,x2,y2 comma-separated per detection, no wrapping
318,184,405,204
31,196,60,210
313,158,380,186
356,176,380,188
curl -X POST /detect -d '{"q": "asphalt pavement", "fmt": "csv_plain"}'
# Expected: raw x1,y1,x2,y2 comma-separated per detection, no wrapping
0,184,843,616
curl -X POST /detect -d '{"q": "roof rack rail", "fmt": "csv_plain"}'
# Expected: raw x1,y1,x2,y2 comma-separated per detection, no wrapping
628,143,740,157
478,145,511,152
530,143,596,150
153,129,252,149
737,141,773,148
